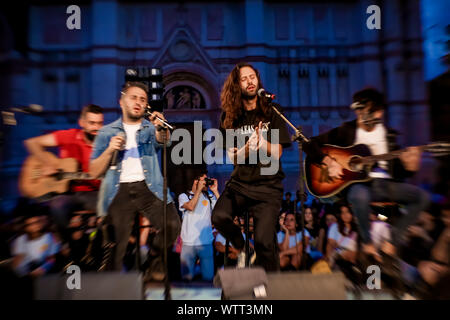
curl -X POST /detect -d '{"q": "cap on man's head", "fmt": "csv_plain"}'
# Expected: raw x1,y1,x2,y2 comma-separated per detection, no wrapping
350,88,386,111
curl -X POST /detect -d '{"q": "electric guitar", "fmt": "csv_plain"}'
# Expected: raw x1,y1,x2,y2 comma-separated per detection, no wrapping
18,151,94,199
304,142,450,198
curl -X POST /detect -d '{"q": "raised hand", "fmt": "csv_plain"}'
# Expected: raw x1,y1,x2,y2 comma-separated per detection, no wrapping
108,135,125,153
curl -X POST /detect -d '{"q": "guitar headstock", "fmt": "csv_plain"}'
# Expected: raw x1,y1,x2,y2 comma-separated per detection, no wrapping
425,142,450,157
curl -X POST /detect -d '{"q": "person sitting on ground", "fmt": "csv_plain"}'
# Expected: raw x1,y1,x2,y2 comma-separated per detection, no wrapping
317,211,337,255
304,206,323,264
326,204,358,268
325,204,361,286
277,212,310,270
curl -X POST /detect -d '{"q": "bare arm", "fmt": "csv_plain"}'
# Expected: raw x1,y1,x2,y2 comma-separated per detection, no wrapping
11,254,24,271
340,249,357,264
279,231,290,252
209,179,220,200
281,237,309,256
215,241,226,253
326,239,338,260
181,190,202,212
24,134,59,168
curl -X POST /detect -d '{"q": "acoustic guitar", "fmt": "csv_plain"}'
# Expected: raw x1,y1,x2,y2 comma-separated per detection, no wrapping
304,142,450,199
18,151,93,199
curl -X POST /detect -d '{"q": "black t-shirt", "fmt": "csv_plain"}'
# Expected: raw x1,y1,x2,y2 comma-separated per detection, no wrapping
220,106,291,200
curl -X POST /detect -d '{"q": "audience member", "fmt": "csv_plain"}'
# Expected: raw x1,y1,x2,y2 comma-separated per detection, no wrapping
278,212,310,270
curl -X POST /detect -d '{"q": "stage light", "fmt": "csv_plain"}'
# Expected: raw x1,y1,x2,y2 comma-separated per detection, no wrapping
124,67,165,112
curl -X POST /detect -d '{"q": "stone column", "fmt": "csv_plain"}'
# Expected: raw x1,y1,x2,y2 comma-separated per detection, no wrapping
91,0,119,108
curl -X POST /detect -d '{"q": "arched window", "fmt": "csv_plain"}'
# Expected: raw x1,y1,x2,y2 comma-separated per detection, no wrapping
164,85,206,109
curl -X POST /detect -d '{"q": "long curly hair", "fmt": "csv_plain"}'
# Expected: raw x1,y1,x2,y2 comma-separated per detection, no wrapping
220,62,272,129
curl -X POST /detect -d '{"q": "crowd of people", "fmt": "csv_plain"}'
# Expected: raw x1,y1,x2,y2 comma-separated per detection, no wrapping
1,188,449,300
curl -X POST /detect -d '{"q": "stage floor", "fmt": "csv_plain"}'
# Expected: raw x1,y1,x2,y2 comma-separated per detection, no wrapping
144,281,399,300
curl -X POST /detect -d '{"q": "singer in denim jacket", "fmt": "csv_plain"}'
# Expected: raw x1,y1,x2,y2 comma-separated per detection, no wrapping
89,81,180,274
91,117,173,217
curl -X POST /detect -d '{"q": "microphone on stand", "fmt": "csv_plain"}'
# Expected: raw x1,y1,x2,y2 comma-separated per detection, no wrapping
145,105,175,130
110,131,126,170
2,104,44,125
9,104,44,114
257,89,276,101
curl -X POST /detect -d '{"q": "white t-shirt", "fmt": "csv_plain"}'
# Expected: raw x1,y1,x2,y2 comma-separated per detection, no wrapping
354,123,391,179
120,123,145,183
178,191,216,246
327,223,357,253
277,230,311,253
11,233,60,276
370,220,391,250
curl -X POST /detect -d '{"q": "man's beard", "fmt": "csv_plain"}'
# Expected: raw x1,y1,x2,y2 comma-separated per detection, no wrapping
241,90,257,100
127,110,143,121
84,131,97,142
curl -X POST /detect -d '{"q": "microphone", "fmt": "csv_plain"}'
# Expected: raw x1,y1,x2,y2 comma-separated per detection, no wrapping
145,105,175,130
110,131,126,170
9,104,44,114
257,89,276,101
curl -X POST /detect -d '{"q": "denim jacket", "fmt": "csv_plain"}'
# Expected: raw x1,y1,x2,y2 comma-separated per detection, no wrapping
91,117,173,217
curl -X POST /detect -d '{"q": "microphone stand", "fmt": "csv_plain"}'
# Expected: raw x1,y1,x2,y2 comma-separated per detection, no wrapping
160,124,171,300
147,109,174,300
270,103,310,271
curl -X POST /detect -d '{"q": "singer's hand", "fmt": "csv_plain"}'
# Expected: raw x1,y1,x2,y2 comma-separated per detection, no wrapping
255,121,268,150
149,111,165,127
323,156,344,179
247,122,262,152
108,135,125,153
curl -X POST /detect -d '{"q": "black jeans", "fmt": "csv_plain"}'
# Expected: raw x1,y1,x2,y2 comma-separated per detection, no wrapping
107,181,181,271
212,186,282,272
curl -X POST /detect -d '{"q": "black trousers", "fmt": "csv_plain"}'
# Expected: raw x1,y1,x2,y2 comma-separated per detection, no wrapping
212,186,282,272
107,181,181,271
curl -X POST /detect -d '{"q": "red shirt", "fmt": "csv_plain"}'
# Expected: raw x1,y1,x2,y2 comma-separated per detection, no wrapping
53,128,101,192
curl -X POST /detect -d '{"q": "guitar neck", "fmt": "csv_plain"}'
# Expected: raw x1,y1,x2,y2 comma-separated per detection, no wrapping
62,172,92,180
362,145,424,164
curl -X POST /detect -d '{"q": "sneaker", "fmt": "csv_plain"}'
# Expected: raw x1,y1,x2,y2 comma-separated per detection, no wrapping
237,251,246,269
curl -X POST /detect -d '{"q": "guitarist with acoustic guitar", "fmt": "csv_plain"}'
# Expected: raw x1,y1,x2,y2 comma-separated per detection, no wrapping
303,88,430,266
22,104,104,234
